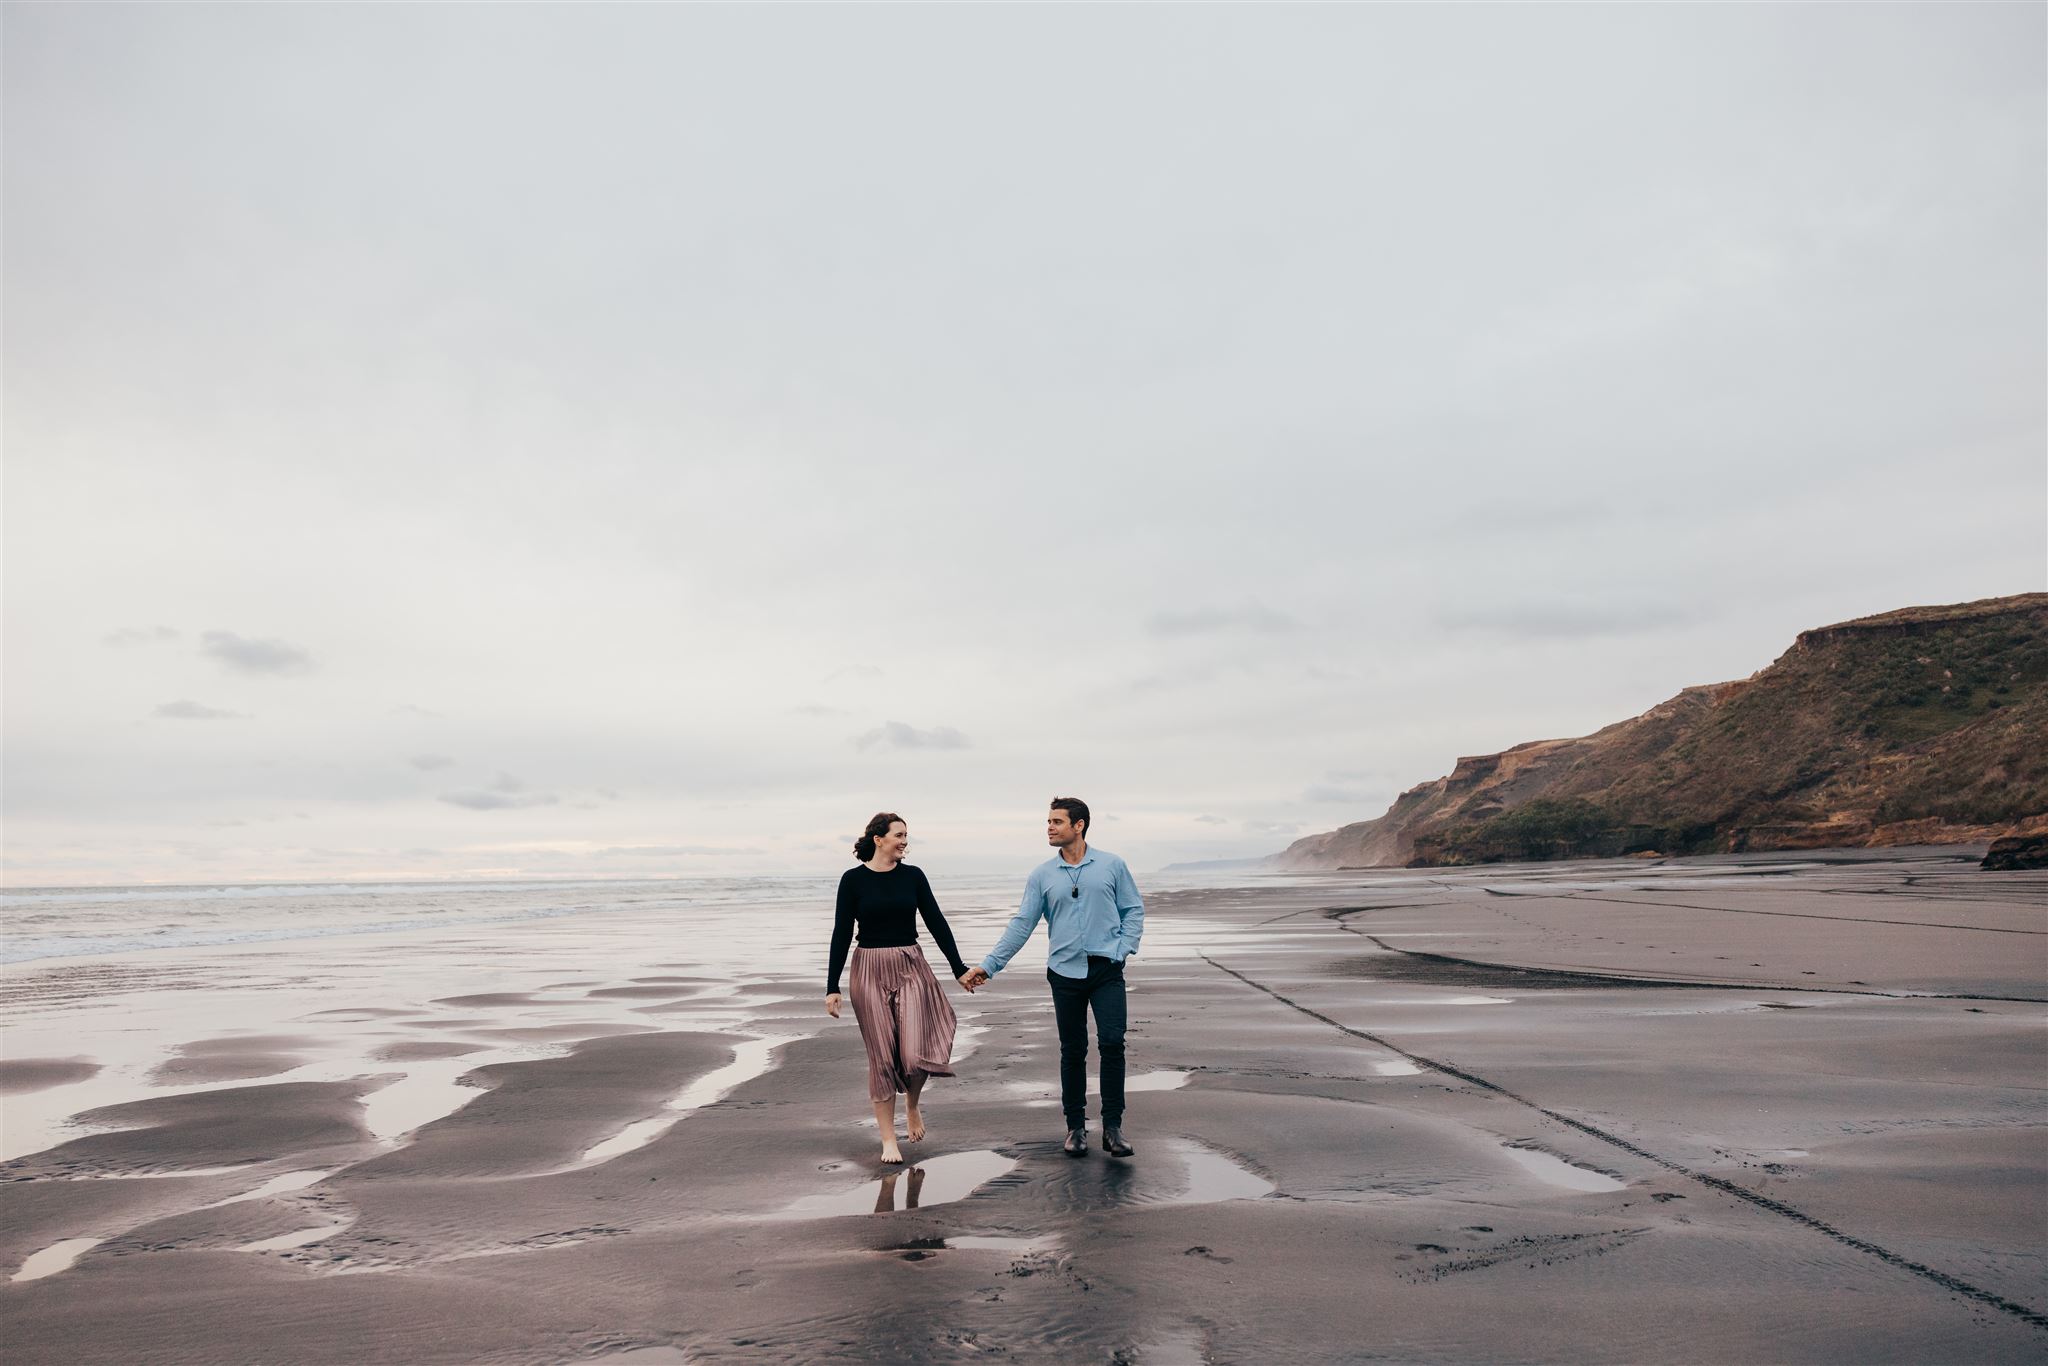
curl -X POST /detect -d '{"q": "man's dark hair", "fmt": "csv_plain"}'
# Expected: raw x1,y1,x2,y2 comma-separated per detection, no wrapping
1050,796,1090,837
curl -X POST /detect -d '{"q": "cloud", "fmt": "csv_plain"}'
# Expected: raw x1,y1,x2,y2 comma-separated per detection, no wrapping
853,721,971,751
1304,784,1383,805
1146,605,1300,637
152,700,249,720
1129,664,1222,694
591,845,763,857
438,772,558,810
1244,820,1302,835
408,754,456,771
823,665,884,684
391,704,445,719
1193,814,1229,825
104,626,180,647
790,703,849,716
1435,599,1711,640
200,630,314,675
439,790,559,811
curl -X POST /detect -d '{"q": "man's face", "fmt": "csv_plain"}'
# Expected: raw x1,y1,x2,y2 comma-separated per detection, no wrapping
1046,810,1080,847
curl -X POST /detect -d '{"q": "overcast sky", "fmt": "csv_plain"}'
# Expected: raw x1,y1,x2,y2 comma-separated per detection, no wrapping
5,5,2043,886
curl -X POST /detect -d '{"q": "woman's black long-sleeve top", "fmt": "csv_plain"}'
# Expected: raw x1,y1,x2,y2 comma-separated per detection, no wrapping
825,863,969,995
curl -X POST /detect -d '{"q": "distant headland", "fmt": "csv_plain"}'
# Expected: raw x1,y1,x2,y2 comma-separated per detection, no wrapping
1274,593,2048,870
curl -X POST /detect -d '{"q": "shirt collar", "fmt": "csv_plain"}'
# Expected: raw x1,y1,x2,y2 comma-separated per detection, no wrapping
1050,851,1095,870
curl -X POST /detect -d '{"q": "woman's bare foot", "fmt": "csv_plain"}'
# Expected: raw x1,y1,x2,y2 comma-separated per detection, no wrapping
905,1107,925,1143
880,1142,904,1164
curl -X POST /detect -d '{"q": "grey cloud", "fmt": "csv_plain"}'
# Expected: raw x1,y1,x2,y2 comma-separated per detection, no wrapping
439,774,558,810
1244,820,1303,835
823,665,884,684
1304,784,1383,805
1436,599,1712,640
1193,814,1229,825
153,700,249,720
391,704,446,719
791,703,849,716
408,754,456,770
1130,665,1222,694
854,721,971,751
104,626,180,646
201,630,314,675
439,789,560,811
1147,605,1300,638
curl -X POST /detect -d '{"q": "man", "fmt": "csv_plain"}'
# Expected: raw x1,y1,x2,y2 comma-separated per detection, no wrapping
963,797,1145,1158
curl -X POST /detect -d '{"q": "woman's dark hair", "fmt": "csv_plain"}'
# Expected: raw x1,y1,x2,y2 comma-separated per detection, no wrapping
1050,796,1090,837
854,812,904,862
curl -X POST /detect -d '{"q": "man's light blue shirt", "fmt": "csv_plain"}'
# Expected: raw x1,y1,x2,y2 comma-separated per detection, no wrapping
981,848,1145,981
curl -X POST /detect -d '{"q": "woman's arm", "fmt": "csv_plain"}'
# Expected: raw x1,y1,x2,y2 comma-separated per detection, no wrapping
912,867,970,979
826,872,857,996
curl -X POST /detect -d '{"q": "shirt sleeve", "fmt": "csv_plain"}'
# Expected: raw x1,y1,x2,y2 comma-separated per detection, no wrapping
912,867,969,979
1111,857,1144,961
826,871,857,995
982,870,1048,976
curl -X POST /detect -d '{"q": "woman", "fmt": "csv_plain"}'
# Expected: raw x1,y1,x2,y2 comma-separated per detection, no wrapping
825,812,978,1163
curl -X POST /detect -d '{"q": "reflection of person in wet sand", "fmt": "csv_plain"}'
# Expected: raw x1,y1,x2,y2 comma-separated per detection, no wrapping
964,797,1144,1159
825,812,981,1164
874,1166,926,1213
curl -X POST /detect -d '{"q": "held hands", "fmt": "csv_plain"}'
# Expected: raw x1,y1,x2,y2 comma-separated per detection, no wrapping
959,967,990,991
824,992,842,1018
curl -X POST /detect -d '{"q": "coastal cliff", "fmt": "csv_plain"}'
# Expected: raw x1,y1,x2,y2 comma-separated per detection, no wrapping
1273,593,2048,869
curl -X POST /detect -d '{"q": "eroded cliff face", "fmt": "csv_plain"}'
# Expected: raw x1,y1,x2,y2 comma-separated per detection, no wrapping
1273,593,2048,869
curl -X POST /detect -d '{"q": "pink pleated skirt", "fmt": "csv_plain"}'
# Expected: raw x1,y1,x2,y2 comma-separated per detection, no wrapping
848,945,958,1102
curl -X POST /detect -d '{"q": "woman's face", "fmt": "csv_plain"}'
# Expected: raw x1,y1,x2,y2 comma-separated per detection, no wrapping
877,821,909,860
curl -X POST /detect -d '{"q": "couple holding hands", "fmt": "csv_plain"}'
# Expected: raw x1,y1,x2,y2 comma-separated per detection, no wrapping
824,797,1144,1165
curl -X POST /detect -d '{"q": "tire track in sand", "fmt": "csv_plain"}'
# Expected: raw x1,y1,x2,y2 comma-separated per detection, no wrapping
1198,950,2048,1334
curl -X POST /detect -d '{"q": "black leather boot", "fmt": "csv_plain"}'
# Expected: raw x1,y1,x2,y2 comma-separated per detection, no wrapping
1102,1126,1134,1157
1063,1128,1088,1157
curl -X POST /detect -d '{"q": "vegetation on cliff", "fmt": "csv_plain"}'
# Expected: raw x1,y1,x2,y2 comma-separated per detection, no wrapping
1275,594,2048,869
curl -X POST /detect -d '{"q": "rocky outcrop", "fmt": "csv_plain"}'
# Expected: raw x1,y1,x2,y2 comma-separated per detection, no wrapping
1982,834,2048,871
1274,593,2048,869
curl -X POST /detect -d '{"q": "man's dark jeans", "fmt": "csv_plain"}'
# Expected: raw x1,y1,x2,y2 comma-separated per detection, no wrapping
1048,955,1126,1131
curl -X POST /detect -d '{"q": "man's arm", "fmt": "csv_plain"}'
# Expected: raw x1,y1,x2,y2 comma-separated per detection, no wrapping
980,872,1048,976
1111,857,1144,961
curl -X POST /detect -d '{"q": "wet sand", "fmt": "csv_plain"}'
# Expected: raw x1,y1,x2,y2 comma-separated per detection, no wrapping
2,851,2043,1363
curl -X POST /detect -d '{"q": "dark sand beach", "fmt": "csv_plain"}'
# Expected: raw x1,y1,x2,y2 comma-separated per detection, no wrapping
3,852,2043,1363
